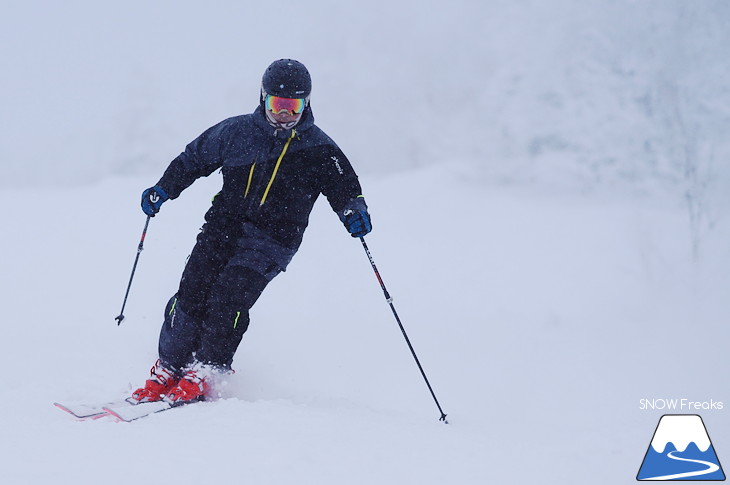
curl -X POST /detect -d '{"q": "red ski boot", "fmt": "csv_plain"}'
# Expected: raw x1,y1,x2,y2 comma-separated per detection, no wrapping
164,367,210,406
130,360,178,403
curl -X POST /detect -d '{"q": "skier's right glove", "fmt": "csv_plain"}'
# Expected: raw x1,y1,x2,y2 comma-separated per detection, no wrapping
141,185,169,217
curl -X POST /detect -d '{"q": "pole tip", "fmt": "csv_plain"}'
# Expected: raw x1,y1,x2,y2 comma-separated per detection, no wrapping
115,314,124,325
439,414,449,424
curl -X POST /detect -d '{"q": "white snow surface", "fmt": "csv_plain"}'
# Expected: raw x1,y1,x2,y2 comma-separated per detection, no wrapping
1,1,730,484
2,167,729,484
651,415,712,453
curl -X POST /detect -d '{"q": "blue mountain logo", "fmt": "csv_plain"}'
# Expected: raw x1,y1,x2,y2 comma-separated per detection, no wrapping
637,414,725,481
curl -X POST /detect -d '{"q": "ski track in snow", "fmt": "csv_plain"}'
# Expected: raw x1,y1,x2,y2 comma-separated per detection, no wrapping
642,451,720,480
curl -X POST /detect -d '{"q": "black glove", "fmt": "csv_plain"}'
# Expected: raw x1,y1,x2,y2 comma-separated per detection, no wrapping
141,185,169,216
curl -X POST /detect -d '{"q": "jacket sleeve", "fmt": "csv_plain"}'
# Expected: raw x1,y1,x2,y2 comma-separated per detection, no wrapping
317,143,367,215
155,120,231,199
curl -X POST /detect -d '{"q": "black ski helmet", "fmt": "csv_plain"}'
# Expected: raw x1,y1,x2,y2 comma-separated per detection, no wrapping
262,59,312,99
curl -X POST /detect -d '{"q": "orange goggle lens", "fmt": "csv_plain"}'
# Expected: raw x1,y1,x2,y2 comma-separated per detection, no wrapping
265,95,306,114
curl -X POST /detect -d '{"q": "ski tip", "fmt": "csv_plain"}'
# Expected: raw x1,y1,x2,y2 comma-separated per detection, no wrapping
54,402,110,420
101,406,126,422
53,402,69,412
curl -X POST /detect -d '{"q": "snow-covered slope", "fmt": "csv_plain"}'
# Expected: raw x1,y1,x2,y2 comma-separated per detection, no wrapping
1,163,729,484
651,415,712,453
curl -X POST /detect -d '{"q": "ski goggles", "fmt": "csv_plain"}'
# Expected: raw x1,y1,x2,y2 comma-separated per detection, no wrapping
265,95,306,115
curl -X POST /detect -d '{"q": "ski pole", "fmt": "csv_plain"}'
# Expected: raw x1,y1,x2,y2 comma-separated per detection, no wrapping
358,236,448,423
115,215,151,325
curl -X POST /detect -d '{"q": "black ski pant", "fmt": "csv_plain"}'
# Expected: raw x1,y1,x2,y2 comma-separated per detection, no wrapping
158,218,288,372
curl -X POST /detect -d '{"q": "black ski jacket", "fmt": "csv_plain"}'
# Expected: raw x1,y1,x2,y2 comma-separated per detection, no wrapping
155,104,366,255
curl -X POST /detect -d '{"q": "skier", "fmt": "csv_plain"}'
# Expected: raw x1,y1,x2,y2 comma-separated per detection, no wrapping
130,59,372,405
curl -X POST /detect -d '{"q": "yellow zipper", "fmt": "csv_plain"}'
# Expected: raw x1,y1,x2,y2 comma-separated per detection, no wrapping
259,130,296,206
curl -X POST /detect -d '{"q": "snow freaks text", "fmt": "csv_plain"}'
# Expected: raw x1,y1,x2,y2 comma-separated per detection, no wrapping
639,399,724,411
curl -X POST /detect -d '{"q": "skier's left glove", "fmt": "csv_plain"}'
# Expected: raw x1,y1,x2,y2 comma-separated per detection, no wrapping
141,185,169,217
339,197,372,238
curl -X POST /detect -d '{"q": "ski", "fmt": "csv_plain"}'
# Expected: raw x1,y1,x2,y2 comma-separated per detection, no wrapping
57,398,203,422
54,400,130,420
103,400,173,422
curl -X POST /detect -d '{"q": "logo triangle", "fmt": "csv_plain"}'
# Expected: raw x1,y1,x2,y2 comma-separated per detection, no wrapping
637,414,725,481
